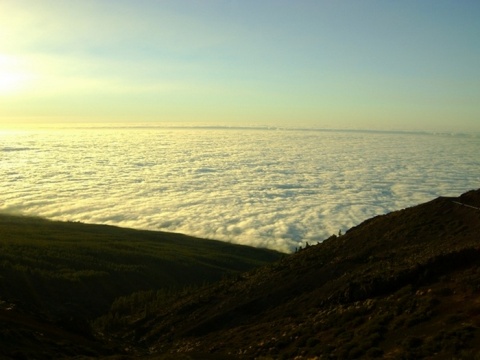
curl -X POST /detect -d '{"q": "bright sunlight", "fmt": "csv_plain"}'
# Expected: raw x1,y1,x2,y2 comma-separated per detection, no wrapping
0,54,32,95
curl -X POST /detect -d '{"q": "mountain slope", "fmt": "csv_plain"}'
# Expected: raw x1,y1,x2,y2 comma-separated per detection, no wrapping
106,190,480,359
0,214,282,359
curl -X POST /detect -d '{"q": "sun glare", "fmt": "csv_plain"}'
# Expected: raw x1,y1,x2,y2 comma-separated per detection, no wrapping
0,72,25,94
0,54,32,95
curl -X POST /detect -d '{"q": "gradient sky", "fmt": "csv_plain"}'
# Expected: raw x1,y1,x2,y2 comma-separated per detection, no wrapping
1,1,479,131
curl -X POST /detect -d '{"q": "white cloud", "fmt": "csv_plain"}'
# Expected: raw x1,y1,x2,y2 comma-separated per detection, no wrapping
1,127,479,253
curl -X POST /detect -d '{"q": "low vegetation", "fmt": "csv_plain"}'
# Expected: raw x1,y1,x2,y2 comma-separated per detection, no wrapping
1,189,480,359
95,190,480,359
0,214,282,359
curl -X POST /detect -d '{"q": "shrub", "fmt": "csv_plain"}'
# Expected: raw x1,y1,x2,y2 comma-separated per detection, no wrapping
402,336,423,349
366,347,384,358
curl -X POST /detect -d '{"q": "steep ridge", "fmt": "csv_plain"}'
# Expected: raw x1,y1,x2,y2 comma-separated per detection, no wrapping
104,190,480,359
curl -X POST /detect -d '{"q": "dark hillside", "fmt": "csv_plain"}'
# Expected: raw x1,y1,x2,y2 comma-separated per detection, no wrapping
0,215,281,318
0,215,282,358
103,190,480,359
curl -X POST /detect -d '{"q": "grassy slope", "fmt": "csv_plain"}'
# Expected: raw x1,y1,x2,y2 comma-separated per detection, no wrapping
0,214,282,317
0,214,282,358
104,190,480,359
0,215,282,332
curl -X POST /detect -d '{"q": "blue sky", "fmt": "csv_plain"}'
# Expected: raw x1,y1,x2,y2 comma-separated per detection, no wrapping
1,0,479,131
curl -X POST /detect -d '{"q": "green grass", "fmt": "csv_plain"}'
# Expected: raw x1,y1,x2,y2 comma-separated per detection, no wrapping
0,214,282,319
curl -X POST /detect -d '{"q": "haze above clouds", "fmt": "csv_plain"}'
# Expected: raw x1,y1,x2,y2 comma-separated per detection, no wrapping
1,127,479,252
1,1,479,132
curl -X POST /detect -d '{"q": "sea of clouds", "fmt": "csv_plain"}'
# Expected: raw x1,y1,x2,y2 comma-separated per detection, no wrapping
1,126,479,253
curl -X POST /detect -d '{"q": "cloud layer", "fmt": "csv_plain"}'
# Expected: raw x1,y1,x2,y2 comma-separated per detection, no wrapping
1,127,479,252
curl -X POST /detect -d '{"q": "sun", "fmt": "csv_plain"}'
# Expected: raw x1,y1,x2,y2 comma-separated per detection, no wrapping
0,55,32,95
0,72,25,94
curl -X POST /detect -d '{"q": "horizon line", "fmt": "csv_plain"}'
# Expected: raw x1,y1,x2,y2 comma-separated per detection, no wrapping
2,122,479,137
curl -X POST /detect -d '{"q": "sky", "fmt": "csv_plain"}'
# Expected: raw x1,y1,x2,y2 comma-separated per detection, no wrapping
1,1,479,132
